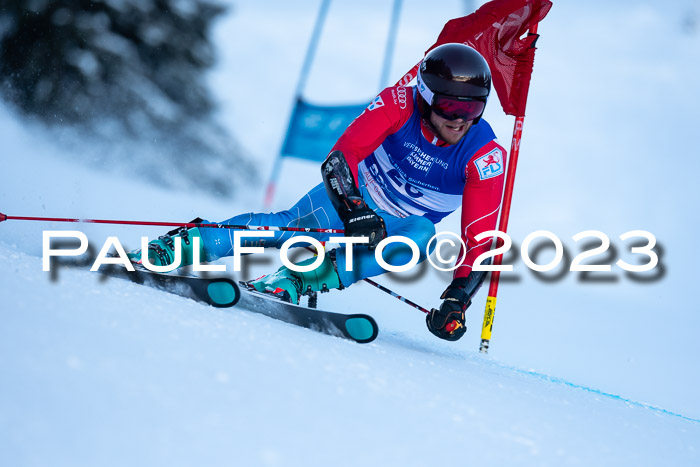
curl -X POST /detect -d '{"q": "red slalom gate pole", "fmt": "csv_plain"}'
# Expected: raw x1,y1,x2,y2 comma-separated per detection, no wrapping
479,22,540,354
478,117,525,353
0,212,345,234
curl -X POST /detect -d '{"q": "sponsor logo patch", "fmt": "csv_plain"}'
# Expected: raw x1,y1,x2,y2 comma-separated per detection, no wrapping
396,86,407,109
367,95,385,111
474,148,504,180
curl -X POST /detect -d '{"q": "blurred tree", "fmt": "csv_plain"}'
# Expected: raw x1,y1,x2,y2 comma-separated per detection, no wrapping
0,0,255,197
682,8,697,35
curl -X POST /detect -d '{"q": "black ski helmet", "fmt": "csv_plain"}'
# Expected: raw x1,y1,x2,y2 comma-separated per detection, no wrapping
416,43,492,123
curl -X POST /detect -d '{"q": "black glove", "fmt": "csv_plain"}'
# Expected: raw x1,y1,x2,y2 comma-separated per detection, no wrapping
426,276,476,341
342,198,387,249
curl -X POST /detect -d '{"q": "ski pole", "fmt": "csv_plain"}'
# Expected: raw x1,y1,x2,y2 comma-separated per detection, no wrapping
0,212,345,234
300,244,433,315
362,278,432,314
5,210,436,315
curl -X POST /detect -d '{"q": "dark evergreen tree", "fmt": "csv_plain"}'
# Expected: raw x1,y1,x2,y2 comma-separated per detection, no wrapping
0,0,255,196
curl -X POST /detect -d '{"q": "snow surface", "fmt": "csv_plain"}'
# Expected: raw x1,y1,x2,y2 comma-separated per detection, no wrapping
2,0,700,466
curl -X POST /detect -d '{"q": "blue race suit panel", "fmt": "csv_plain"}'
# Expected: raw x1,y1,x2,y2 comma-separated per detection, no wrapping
199,183,435,286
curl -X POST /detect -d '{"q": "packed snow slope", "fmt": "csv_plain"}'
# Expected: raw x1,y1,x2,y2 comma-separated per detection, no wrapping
1,241,699,467
2,0,700,466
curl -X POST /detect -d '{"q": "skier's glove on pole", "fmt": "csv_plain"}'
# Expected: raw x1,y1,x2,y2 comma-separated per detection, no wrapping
322,150,387,249
342,202,386,249
427,271,488,341
427,278,470,341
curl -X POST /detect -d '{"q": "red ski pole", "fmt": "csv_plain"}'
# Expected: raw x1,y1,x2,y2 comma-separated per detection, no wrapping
0,211,345,234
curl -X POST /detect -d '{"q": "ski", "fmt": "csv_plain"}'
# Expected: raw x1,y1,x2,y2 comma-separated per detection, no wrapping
236,282,379,344
98,266,378,344
98,265,241,308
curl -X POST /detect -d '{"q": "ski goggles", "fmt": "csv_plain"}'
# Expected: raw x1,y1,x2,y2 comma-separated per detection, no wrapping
430,94,486,122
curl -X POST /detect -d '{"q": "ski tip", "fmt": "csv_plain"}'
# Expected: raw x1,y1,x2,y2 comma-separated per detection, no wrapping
344,315,379,343
207,279,241,307
0,212,6,222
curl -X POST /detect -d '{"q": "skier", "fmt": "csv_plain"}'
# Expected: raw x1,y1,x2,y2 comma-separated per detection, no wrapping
129,43,506,341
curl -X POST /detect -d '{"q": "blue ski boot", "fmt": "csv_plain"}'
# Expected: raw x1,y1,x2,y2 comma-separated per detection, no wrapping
249,250,343,304
127,218,207,268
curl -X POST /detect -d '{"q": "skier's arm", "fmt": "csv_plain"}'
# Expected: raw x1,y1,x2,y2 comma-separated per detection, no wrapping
455,140,507,280
426,140,506,341
330,87,414,185
321,151,386,249
320,87,413,247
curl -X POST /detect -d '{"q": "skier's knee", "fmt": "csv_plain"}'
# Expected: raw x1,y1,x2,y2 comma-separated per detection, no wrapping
411,216,436,256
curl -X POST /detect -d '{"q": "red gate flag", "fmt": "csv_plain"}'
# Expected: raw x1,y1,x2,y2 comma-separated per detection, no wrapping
396,0,553,117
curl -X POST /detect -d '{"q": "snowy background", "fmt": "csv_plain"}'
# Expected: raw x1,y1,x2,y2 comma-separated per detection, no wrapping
2,0,700,466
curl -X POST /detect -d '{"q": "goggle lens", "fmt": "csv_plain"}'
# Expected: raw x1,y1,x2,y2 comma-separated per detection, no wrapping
432,96,486,121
